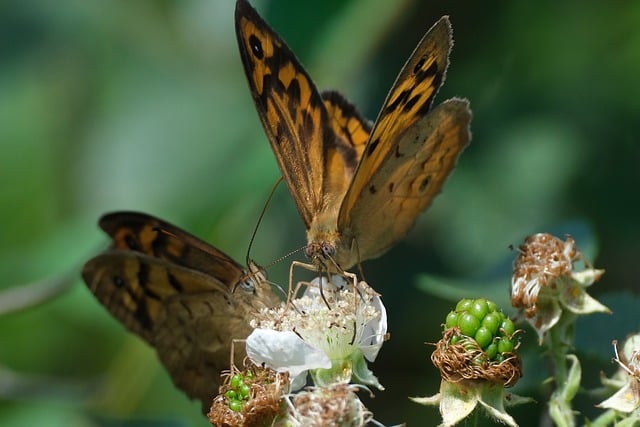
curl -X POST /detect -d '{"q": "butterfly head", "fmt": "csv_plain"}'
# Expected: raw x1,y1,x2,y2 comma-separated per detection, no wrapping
304,227,347,273
304,241,336,262
234,260,267,295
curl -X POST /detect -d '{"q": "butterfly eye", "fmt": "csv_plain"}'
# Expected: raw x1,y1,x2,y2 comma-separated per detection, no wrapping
237,278,256,294
321,243,336,259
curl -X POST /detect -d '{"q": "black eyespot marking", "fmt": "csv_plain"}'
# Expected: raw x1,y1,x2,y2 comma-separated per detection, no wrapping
249,34,263,59
419,176,431,192
369,185,377,194
112,275,125,288
124,234,139,251
413,57,426,74
389,182,395,192
394,144,404,157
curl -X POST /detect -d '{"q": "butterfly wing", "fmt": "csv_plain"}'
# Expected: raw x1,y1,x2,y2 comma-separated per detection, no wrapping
82,212,280,411
321,90,372,204
99,211,246,286
235,0,330,228
338,17,472,265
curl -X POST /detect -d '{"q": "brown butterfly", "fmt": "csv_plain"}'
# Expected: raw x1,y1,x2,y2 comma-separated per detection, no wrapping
82,211,280,412
235,0,472,271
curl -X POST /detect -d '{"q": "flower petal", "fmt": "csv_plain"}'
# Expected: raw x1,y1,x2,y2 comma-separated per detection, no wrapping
246,328,331,379
360,289,387,362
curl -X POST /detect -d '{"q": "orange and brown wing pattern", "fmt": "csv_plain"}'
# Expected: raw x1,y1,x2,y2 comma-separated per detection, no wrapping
340,17,453,226
99,211,245,287
321,90,372,202
342,99,471,262
82,211,280,412
337,17,471,263
235,0,331,228
82,250,238,345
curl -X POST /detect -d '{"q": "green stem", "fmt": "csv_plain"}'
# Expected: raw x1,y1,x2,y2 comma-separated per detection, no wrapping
589,409,619,427
546,312,579,427
470,407,479,427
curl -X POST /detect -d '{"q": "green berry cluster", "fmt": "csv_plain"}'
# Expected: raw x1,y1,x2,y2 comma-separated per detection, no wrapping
445,298,516,362
225,372,253,412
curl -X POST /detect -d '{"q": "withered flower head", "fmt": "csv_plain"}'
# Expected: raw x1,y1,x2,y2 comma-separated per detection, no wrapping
511,233,608,342
288,383,372,427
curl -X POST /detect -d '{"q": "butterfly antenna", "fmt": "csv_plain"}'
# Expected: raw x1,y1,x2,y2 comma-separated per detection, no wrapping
245,176,283,266
262,246,305,270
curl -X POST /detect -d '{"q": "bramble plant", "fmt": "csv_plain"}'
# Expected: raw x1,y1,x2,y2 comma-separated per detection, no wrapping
203,232,640,426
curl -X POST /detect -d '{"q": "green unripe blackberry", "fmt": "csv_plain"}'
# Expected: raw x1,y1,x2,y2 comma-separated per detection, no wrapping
445,298,517,363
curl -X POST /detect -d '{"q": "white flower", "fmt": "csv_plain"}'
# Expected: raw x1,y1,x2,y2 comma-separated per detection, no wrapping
598,335,640,414
248,275,387,390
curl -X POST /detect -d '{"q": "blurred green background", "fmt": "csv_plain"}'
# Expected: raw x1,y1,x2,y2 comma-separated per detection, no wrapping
1,0,639,425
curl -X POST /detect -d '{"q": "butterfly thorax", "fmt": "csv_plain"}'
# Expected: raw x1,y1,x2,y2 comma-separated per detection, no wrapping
305,211,340,268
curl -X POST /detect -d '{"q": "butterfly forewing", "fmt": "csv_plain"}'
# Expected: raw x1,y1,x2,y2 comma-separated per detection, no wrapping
236,0,330,228
236,0,471,271
339,17,455,232
99,211,245,287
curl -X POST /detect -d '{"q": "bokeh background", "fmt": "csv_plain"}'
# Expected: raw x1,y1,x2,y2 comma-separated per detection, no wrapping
1,0,639,426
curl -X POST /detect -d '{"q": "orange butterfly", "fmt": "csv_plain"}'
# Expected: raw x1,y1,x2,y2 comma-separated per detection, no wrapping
82,211,280,411
235,0,472,271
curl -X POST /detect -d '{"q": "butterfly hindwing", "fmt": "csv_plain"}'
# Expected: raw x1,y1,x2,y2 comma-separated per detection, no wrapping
336,16,471,264
236,1,471,271
82,211,280,412
341,99,471,260
321,91,372,202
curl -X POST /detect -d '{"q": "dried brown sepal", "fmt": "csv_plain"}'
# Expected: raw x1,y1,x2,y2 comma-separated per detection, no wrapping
431,328,522,388
208,363,289,427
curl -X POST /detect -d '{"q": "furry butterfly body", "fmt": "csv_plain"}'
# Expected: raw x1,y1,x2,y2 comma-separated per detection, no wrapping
82,211,280,411
236,0,472,271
